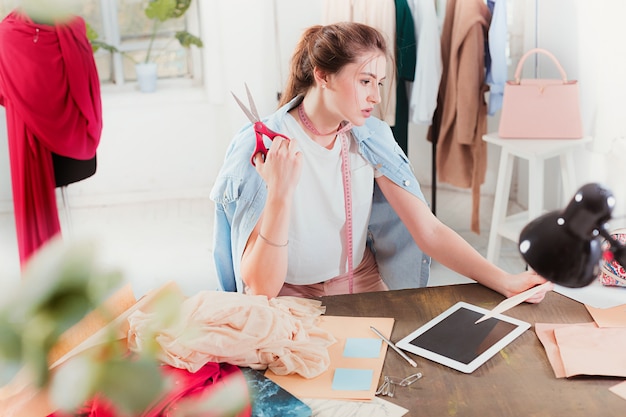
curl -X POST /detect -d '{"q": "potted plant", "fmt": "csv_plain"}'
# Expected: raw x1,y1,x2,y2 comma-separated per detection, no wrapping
134,0,203,92
88,0,203,93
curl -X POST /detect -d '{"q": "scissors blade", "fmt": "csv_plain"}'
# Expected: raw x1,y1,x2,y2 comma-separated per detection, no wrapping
474,282,552,324
244,83,261,121
231,91,258,123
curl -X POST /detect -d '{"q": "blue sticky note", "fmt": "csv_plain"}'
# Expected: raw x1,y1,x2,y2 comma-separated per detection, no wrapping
332,368,373,391
343,338,382,358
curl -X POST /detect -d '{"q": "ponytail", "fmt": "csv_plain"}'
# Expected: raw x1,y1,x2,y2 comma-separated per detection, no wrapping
278,22,389,108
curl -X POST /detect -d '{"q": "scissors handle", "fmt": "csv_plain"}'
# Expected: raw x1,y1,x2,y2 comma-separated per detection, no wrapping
250,121,291,166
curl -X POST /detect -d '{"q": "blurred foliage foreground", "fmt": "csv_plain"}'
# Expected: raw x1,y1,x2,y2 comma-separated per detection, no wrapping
0,237,248,416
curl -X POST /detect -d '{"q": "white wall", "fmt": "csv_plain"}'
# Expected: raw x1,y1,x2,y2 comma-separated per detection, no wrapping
533,0,626,223
0,84,229,211
1,0,624,226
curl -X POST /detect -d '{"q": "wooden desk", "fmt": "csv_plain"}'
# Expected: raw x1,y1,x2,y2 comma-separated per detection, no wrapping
320,284,624,417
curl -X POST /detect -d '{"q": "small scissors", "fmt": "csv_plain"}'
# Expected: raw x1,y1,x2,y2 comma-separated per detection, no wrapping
231,83,291,166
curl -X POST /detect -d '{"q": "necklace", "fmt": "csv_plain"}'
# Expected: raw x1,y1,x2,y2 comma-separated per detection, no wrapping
298,103,351,136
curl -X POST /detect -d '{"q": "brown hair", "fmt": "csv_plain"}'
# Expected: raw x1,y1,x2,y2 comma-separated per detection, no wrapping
278,22,390,107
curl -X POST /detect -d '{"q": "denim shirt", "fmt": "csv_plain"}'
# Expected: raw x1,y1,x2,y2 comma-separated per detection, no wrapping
210,96,431,292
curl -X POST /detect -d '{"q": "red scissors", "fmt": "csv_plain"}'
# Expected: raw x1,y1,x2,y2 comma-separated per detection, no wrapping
231,83,291,166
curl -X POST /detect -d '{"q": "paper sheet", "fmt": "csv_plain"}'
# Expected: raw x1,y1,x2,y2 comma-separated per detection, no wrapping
266,316,394,401
535,322,626,378
609,381,626,401
50,280,183,369
555,280,626,308
554,325,626,377
534,322,596,378
303,396,408,417
585,303,626,327
48,283,136,366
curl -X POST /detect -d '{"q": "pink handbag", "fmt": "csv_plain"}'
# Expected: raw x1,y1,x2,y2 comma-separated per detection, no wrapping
498,48,583,139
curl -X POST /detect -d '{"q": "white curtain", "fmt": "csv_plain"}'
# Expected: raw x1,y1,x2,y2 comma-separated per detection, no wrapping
578,0,626,219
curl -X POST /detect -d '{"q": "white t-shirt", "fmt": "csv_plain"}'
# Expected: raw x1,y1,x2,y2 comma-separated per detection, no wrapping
282,115,376,285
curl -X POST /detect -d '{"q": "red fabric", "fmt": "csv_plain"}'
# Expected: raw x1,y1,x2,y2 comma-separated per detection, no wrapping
0,10,102,266
48,363,252,417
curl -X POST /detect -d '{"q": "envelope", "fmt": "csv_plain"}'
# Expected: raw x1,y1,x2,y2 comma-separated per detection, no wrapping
585,304,626,328
534,322,596,378
554,325,626,378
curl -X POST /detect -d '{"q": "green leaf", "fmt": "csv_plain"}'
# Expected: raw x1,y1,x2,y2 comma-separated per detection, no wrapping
145,0,193,21
175,31,203,48
145,0,178,22
85,22,99,43
170,0,192,18
0,319,21,360
99,358,166,414
91,40,119,54
0,238,125,386
50,354,100,411
85,21,118,54
0,320,22,385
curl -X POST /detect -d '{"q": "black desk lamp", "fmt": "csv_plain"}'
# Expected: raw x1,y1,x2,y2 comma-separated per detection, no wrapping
518,183,626,287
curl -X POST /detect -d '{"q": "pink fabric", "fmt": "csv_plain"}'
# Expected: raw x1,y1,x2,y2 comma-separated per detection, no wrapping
0,10,102,266
48,362,251,417
127,292,336,378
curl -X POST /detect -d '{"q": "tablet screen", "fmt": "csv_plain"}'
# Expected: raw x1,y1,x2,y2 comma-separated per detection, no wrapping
396,302,530,373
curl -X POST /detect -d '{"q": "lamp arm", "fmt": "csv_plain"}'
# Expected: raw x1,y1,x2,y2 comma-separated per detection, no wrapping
598,228,626,270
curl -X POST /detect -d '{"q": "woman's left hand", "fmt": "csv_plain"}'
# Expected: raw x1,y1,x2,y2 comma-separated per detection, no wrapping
501,270,554,303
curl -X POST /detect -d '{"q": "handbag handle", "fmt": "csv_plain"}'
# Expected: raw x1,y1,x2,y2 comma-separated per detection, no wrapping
513,48,569,84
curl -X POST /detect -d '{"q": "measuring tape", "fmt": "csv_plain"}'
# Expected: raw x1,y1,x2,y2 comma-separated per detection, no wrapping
339,131,354,293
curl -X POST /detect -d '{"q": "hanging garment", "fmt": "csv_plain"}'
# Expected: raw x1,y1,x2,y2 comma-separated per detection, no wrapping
407,0,443,125
0,10,102,267
322,0,397,126
486,0,508,116
390,0,416,154
427,0,491,233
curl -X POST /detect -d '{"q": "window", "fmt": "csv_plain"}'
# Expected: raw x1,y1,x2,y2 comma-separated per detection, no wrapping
0,0,203,86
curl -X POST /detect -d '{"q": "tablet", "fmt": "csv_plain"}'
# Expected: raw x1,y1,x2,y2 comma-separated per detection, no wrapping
396,301,530,373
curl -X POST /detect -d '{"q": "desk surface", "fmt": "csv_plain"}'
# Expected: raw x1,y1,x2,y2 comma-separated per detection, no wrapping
320,284,624,417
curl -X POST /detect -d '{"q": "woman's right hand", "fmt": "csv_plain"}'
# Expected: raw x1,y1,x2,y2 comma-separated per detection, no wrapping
254,136,302,198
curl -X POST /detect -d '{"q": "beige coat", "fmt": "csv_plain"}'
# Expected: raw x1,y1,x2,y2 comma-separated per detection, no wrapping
428,0,490,233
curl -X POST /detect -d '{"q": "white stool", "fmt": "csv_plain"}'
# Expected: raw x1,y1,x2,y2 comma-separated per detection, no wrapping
483,133,592,264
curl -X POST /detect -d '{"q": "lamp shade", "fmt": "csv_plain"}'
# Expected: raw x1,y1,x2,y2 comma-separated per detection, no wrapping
518,183,615,288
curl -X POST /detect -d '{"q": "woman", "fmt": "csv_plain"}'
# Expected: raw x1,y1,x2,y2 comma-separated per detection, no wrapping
210,22,552,302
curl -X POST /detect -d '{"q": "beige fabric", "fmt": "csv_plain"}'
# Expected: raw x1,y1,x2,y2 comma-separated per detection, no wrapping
126,292,336,379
